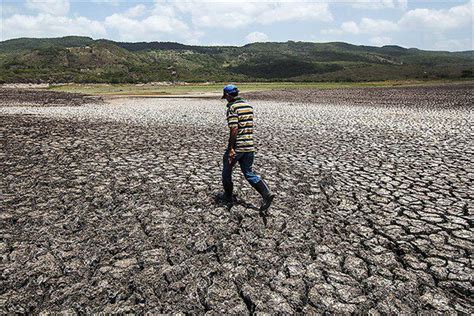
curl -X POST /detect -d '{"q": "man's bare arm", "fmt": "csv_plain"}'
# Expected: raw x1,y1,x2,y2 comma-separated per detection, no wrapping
228,126,238,163
228,126,238,150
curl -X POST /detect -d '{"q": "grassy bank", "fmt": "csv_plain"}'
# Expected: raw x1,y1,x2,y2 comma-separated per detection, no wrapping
47,79,473,96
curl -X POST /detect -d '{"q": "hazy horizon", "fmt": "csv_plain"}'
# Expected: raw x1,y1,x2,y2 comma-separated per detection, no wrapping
3,36,474,54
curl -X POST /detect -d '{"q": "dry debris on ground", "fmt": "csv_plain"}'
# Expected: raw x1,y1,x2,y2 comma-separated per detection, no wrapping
0,88,102,107
1,84,473,313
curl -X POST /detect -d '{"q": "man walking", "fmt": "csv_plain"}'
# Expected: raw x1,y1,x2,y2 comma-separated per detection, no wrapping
219,84,275,210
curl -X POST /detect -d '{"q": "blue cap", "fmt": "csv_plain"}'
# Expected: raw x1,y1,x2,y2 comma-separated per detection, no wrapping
222,84,239,99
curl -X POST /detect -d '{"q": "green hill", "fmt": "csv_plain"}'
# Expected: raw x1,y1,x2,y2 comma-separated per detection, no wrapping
0,36,472,83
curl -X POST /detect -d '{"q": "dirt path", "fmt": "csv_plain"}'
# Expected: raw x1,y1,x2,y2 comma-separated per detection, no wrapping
1,86,472,313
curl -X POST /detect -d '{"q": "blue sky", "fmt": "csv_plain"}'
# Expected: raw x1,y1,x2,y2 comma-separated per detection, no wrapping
1,0,472,51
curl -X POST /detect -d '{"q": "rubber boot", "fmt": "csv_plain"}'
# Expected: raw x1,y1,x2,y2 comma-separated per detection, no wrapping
217,183,235,204
252,180,275,210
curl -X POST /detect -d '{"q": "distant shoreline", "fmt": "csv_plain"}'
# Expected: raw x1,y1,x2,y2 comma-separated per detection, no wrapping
2,79,472,97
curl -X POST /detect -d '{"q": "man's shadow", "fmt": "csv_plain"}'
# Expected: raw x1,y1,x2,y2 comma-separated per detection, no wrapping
213,193,269,226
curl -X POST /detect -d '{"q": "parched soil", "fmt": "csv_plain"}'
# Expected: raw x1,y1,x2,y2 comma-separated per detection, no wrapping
243,83,474,109
1,85,473,313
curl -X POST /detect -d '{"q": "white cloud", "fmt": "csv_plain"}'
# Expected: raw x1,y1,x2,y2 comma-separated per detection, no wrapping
1,0,471,50
399,1,473,31
245,32,269,43
351,0,407,10
192,12,254,29
434,38,473,51
152,3,177,17
104,13,196,42
321,1,472,44
207,42,238,47
172,1,265,28
341,21,360,34
90,0,120,5
359,18,399,34
170,1,332,28
2,13,106,40
370,36,392,46
322,21,360,35
322,18,398,35
258,3,333,24
1,3,21,16
25,0,70,16
98,0,197,42
123,5,147,18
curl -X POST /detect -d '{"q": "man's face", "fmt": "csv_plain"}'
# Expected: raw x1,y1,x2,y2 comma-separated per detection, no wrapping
224,94,234,102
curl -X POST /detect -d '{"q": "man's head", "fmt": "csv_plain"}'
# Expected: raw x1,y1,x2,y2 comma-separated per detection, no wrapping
222,84,239,102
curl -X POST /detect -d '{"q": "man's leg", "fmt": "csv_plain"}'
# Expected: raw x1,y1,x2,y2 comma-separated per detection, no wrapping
221,150,234,201
239,152,275,210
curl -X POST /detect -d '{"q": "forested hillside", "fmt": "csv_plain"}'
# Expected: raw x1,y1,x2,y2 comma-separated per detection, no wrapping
0,36,472,83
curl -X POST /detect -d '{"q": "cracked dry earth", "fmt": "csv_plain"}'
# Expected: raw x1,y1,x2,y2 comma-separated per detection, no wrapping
1,85,473,314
